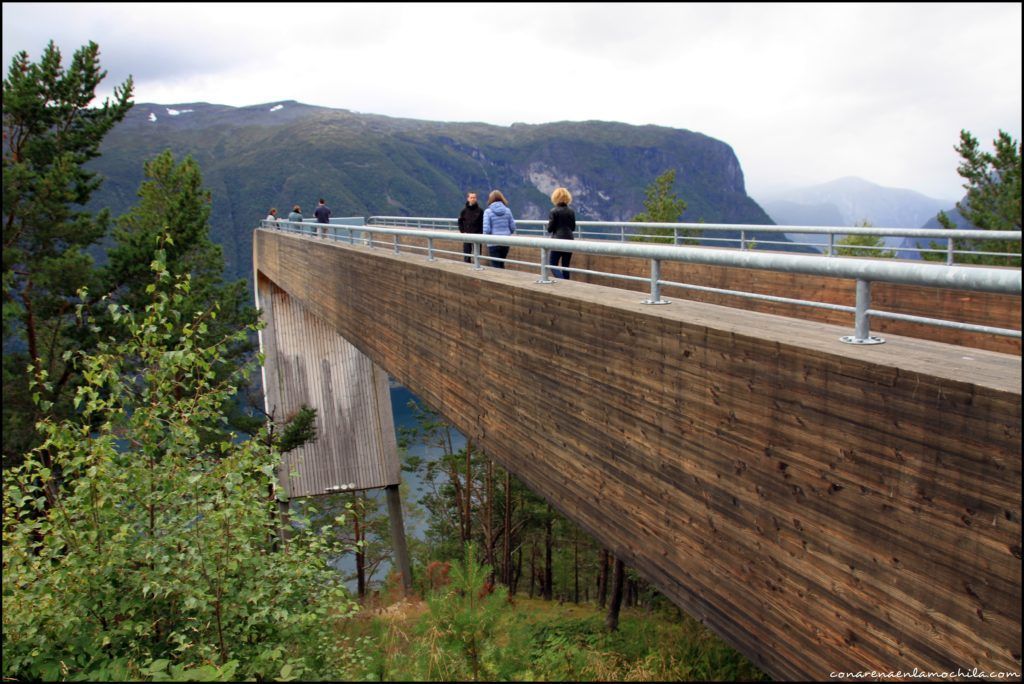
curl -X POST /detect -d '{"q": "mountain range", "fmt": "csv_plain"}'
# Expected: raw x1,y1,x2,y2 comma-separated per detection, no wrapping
753,176,965,257
86,100,786,283
754,176,955,229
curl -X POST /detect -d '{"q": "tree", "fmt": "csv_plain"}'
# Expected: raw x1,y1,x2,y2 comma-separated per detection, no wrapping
830,219,894,258
605,557,626,631
2,40,133,463
502,469,512,586
104,149,261,436
597,548,610,608
2,254,361,681
932,129,1021,266
399,399,473,562
631,169,695,244
106,151,250,316
408,542,516,681
324,490,394,600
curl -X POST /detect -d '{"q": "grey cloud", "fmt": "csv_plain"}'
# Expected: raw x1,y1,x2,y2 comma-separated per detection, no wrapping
3,3,264,93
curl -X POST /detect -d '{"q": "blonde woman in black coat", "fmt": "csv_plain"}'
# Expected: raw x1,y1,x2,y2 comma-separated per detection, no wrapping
546,187,576,279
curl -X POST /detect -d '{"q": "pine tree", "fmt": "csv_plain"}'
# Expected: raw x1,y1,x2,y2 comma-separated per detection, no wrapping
104,149,261,436
932,129,1021,266
631,169,695,244
830,220,894,258
2,40,133,463
410,542,514,681
605,557,626,631
107,151,226,308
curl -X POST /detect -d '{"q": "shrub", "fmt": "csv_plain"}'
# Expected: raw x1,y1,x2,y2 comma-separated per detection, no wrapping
2,252,361,680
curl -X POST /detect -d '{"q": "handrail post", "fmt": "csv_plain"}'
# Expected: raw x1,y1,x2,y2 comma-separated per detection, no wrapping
427,237,436,261
472,242,483,270
840,279,885,344
642,259,669,305
740,230,747,250
827,233,835,257
393,235,400,254
620,224,625,242
348,227,354,244
673,227,679,246
537,247,554,284
947,237,954,265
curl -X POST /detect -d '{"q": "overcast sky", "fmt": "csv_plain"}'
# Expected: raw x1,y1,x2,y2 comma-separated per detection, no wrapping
3,2,1021,201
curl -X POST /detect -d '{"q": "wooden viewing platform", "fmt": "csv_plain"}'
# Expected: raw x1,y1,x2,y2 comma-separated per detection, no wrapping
255,227,1021,680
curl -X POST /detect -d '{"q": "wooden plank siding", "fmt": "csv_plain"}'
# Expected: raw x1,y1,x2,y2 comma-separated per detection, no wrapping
256,273,401,496
361,229,1021,355
254,229,1022,680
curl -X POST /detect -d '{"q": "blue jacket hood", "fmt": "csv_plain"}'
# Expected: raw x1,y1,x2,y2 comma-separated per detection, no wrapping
488,202,509,216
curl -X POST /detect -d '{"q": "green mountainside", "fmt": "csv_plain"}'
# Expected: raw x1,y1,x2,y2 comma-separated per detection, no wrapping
87,100,779,281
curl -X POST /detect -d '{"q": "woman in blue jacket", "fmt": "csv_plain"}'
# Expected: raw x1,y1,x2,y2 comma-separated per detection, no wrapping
482,190,516,268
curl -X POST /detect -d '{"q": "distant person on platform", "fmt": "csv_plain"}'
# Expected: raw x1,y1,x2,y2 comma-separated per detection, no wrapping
266,207,279,224
546,187,576,279
288,205,303,224
314,198,331,237
482,190,516,268
457,191,484,263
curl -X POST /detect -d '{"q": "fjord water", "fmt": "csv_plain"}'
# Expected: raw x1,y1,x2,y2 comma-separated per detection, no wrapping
328,381,466,587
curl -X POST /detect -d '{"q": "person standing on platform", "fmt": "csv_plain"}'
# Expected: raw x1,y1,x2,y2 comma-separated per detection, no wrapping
288,204,303,224
482,190,516,268
265,207,279,224
546,187,576,279
458,191,484,263
314,198,331,238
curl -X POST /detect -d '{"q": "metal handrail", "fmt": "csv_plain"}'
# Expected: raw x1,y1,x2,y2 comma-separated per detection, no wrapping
259,219,1022,345
368,215,1022,265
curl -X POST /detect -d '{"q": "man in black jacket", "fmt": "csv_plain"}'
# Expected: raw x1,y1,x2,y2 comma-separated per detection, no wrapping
457,192,484,263
314,198,332,238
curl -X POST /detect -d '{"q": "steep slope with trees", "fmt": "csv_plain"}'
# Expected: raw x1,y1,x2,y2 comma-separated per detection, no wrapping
85,101,783,282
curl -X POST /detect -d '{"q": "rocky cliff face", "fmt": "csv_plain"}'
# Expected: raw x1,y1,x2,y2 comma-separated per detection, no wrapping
88,101,777,281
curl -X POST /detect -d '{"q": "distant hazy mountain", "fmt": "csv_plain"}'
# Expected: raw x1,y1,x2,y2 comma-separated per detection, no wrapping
753,176,955,255
86,101,796,283
755,176,952,228
755,200,846,228
891,203,974,259
921,204,971,229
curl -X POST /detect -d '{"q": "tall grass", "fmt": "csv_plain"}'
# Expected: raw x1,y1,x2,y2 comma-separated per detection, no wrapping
336,545,769,681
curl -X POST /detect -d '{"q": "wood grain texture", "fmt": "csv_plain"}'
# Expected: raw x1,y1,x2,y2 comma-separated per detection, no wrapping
367,230,1021,354
257,273,400,496
255,229,1022,679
